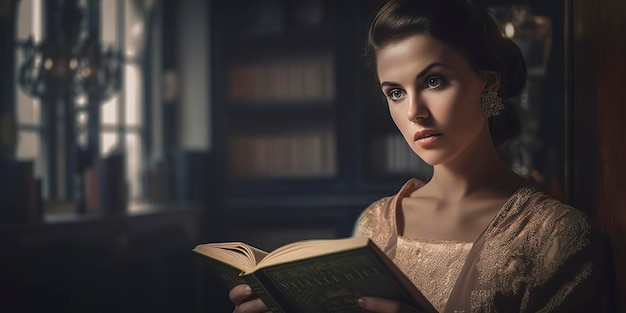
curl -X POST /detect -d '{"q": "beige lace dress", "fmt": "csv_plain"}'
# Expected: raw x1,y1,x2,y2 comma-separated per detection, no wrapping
353,178,608,312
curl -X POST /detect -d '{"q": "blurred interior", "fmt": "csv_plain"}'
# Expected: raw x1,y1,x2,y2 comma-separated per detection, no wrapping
0,0,624,312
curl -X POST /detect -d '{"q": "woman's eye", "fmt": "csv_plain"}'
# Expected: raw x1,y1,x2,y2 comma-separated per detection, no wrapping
425,76,445,89
387,89,405,101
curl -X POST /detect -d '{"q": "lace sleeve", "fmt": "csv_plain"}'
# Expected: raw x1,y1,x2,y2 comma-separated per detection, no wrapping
521,205,608,312
351,196,400,258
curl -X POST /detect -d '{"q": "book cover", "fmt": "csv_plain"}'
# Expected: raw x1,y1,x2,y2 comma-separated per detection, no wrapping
0,160,41,222
193,237,436,313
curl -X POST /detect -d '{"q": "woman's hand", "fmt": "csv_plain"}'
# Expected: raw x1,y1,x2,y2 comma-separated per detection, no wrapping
229,284,271,313
358,297,427,313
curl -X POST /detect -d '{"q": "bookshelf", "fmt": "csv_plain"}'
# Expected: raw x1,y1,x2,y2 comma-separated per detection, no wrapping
209,0,430,210
208,0,570,203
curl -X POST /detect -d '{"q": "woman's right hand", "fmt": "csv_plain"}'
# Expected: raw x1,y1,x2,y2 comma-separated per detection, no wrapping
229,284,271,313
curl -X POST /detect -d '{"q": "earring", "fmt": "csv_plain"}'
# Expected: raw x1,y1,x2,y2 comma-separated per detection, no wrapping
480,91,504,117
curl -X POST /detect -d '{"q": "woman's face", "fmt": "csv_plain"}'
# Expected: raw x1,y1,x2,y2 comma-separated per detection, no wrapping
376,34,491,166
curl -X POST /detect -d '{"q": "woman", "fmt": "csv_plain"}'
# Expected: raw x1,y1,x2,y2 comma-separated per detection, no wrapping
229,0,609,312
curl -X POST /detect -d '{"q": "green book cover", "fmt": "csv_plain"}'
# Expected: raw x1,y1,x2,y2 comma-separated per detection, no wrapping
194,252,286,312
193,237,436,313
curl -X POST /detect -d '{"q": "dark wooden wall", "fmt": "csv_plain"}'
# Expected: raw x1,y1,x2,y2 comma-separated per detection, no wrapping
571,0,626,311
0,0,17,161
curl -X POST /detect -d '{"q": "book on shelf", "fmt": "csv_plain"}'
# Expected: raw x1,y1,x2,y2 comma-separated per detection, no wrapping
228,54,334,104
230,129,336,178
193,236,437,313
98,152,128,214
370,134,433,177
169,149,210,203
0,160,41,222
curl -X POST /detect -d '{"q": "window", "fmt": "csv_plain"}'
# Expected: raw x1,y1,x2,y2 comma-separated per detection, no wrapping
15,0,45,194
100,0,146,201
15,0,154,211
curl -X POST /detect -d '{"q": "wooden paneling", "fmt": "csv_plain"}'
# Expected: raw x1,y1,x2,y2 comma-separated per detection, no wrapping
571,0,626,311
0,0,17,160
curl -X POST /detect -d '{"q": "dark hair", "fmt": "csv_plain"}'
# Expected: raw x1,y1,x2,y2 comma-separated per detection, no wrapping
365,0,526,146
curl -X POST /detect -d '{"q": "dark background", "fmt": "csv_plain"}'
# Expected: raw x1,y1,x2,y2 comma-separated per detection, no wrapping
0,0,624,312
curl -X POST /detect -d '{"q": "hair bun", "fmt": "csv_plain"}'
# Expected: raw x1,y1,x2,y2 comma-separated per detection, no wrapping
497,37,527,99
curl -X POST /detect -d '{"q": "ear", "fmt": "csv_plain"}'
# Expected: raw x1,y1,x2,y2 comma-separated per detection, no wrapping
481,71,501,93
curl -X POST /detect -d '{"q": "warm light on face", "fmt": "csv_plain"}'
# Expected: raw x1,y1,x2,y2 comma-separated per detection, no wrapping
376,34,490,166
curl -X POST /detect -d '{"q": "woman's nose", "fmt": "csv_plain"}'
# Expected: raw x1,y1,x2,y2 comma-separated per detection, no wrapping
407,95,429,122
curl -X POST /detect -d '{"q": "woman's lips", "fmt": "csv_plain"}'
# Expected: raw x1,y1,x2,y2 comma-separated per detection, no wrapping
414,130,442,147
415,134,441,146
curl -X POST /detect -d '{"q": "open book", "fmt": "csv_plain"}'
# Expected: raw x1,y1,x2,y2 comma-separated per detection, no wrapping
193,236,437,313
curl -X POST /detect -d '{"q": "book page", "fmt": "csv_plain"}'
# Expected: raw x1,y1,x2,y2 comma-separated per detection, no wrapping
250,245,269,264
253,237,370,272
193,242,268,272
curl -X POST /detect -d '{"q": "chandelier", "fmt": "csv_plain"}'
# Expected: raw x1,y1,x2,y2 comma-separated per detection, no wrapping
15,0,123,207
17,0,122,101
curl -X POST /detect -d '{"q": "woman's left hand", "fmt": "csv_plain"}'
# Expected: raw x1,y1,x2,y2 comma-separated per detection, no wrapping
358,297,428,313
